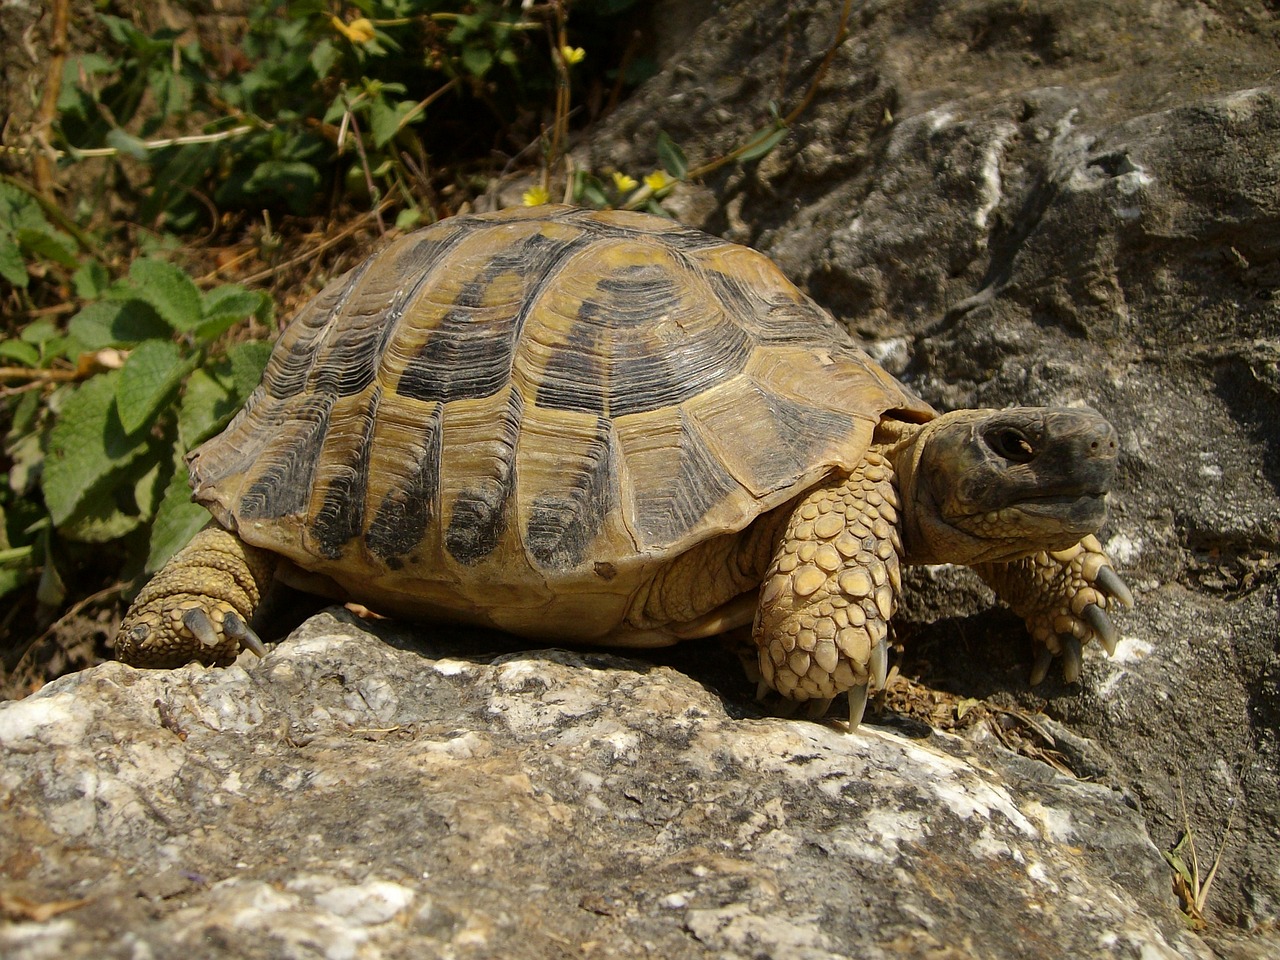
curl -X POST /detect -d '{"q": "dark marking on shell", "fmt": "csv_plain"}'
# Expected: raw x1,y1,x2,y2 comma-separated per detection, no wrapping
535,302,609,416
525,417,615,570
366,403,444,568
444,390,524,565
535,263,753,418
311,392,380,559
237,395,334,520
630,409,741,548
396,232,590,404
260,282,359,401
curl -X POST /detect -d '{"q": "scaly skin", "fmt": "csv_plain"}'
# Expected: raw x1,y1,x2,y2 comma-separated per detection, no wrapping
116,526,276,668
975,535,1134,684
753,451,902,724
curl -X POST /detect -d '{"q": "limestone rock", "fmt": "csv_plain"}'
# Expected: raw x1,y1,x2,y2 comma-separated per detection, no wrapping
1,613,1207,959
588,0,1279,933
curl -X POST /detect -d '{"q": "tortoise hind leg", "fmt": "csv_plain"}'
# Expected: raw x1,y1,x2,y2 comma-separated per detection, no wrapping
973,534,1134,684
116,526,277,668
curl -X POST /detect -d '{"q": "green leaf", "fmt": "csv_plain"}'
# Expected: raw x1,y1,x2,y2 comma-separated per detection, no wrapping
177,366,238,450
461,45,493,77
36,533,65,607
15,227,78,269
127,258,204,332
310,38,338,79
656,131,689,180
147,461,209,572
0,235,27,287
737,124,789,162
370,97,419,147
20,319,58,345
227,341,272,401
115,339,188,434
196,284,270,342
68,299,171,348
394,207,422,231
240,160,322,215
57,475,148,543
72,259,111,299
0,339,40,366
43,371,150,525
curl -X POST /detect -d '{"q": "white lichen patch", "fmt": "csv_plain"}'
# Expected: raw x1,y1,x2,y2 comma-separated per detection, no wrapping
430,657,478,677
310,879,416,925
0,689,88,748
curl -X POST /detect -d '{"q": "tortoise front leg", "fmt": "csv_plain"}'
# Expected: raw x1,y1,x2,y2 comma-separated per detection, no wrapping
753,451,903,727
974,534,1133,684
116,526,276,668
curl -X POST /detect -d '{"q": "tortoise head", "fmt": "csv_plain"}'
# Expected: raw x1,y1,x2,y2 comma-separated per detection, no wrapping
892,407,1119,565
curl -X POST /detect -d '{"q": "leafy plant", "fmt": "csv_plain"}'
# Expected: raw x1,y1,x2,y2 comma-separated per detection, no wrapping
0,198,271,607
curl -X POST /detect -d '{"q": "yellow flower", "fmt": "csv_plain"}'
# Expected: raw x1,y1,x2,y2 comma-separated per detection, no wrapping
559,45,586,66
643,171,672,191
333,16,376,44
522,186,551,206
611,171,638,193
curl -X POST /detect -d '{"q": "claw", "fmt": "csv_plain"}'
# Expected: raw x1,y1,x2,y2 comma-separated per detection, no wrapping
756,680,771,702
182,608,222,649
869,639,888,692
224,611,266,658
848,684,869,729
1029,646,1054,686
1083,604,1118,656
1059,635,1083,683
806,697,833,720
1095,566,1134,608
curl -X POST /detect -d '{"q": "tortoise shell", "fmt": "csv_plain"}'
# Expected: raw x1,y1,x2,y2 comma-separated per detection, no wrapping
189,205,934,639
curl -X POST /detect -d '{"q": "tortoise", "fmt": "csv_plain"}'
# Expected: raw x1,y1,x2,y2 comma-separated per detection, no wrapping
116,204,1132,726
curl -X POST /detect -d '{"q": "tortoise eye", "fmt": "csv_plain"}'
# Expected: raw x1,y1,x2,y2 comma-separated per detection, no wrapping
986,427,1036,464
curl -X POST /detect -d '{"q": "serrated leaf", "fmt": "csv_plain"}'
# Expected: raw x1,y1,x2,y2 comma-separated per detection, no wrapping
656,131,689,180
16,226,78,269
737,124,789,162
72,259,110,299
43,371,150,525
57,479,147,542
195,284,269,342
177,366,238,450
127,258,204,332
69,299,171,349
227,341,272,402
147,461,209,572
115,339,187,434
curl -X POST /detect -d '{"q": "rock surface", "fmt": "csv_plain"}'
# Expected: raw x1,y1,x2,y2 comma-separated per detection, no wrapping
3,0,1277,954
583,0,1280,936
1,613,1208,960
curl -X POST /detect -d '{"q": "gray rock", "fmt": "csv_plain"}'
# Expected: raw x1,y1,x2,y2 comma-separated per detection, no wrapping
0,612,1209,960
587,0,1280,934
